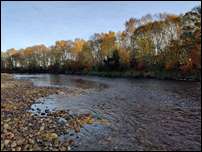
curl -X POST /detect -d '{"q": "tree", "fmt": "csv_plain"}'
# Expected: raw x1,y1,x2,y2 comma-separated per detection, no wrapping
2,6,200,80
77,41,94,71
125,18,137,67
99,31,116,61
135,34,155,67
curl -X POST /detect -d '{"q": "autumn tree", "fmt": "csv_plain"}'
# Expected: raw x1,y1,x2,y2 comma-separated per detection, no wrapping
77,41,94,71
179,8,201,74
135,34,155,68
124,18,137,67
99,31,116,61
1,6,200,79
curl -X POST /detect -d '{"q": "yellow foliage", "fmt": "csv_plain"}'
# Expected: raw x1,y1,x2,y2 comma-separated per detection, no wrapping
118,48,130,65
72,39,85,55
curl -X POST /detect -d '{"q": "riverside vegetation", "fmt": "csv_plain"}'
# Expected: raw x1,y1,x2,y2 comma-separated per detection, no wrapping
1,4,201,152
1,6,201,81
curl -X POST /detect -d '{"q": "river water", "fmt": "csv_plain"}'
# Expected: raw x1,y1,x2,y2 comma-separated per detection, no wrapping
14,74,201,151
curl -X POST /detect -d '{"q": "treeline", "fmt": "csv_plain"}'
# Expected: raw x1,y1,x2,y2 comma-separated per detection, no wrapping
1,6,201,80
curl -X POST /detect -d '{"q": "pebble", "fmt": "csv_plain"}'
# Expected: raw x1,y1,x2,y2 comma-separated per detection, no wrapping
15,146,22,151
70,133,74,136
5,132,14,139
43,133,58,141
68,139,75,145
16,138,25,145
45,109,50,113
1,143,4,150
4,124,10,130
58,117,67,125
4,140,10,146
36,108,41,112
28,139,35,144
1,74,99,151
11,141,17,148
40,126,45,131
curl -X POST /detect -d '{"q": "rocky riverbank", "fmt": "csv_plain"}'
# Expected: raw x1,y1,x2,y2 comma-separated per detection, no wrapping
1,74,94,151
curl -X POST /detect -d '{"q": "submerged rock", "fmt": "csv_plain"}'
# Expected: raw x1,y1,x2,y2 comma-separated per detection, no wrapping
45,109,50,113
1,74,80,151
41,113,46,116
36,108,41,112
57,117,67,126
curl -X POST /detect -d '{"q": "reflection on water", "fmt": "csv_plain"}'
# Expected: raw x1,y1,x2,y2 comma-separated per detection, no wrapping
15,74,201,151
14,74,108,90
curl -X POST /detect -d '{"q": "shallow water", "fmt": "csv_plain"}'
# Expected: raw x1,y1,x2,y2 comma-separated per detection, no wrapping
14,74,201,151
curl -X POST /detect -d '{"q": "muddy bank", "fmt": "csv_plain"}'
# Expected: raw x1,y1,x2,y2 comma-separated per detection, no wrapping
1,74,100,151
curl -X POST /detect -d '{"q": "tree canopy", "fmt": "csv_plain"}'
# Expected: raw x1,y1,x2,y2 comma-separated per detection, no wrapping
1,6,201,80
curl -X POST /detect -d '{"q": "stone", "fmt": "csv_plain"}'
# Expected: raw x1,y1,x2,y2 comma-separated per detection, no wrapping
4,124,10,130
57,117,67,126
11,141,17,148
4,140,10,146
41,113,45,116
43,133,58,141
45,109,50,113
16,138,25,145
36,108,41,111
15,146,22,151
28,139,35,144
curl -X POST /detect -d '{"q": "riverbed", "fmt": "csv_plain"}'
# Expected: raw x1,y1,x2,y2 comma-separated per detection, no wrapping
14,74,201,151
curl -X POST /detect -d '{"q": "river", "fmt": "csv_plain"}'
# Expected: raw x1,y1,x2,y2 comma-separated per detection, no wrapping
14,74,201,151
